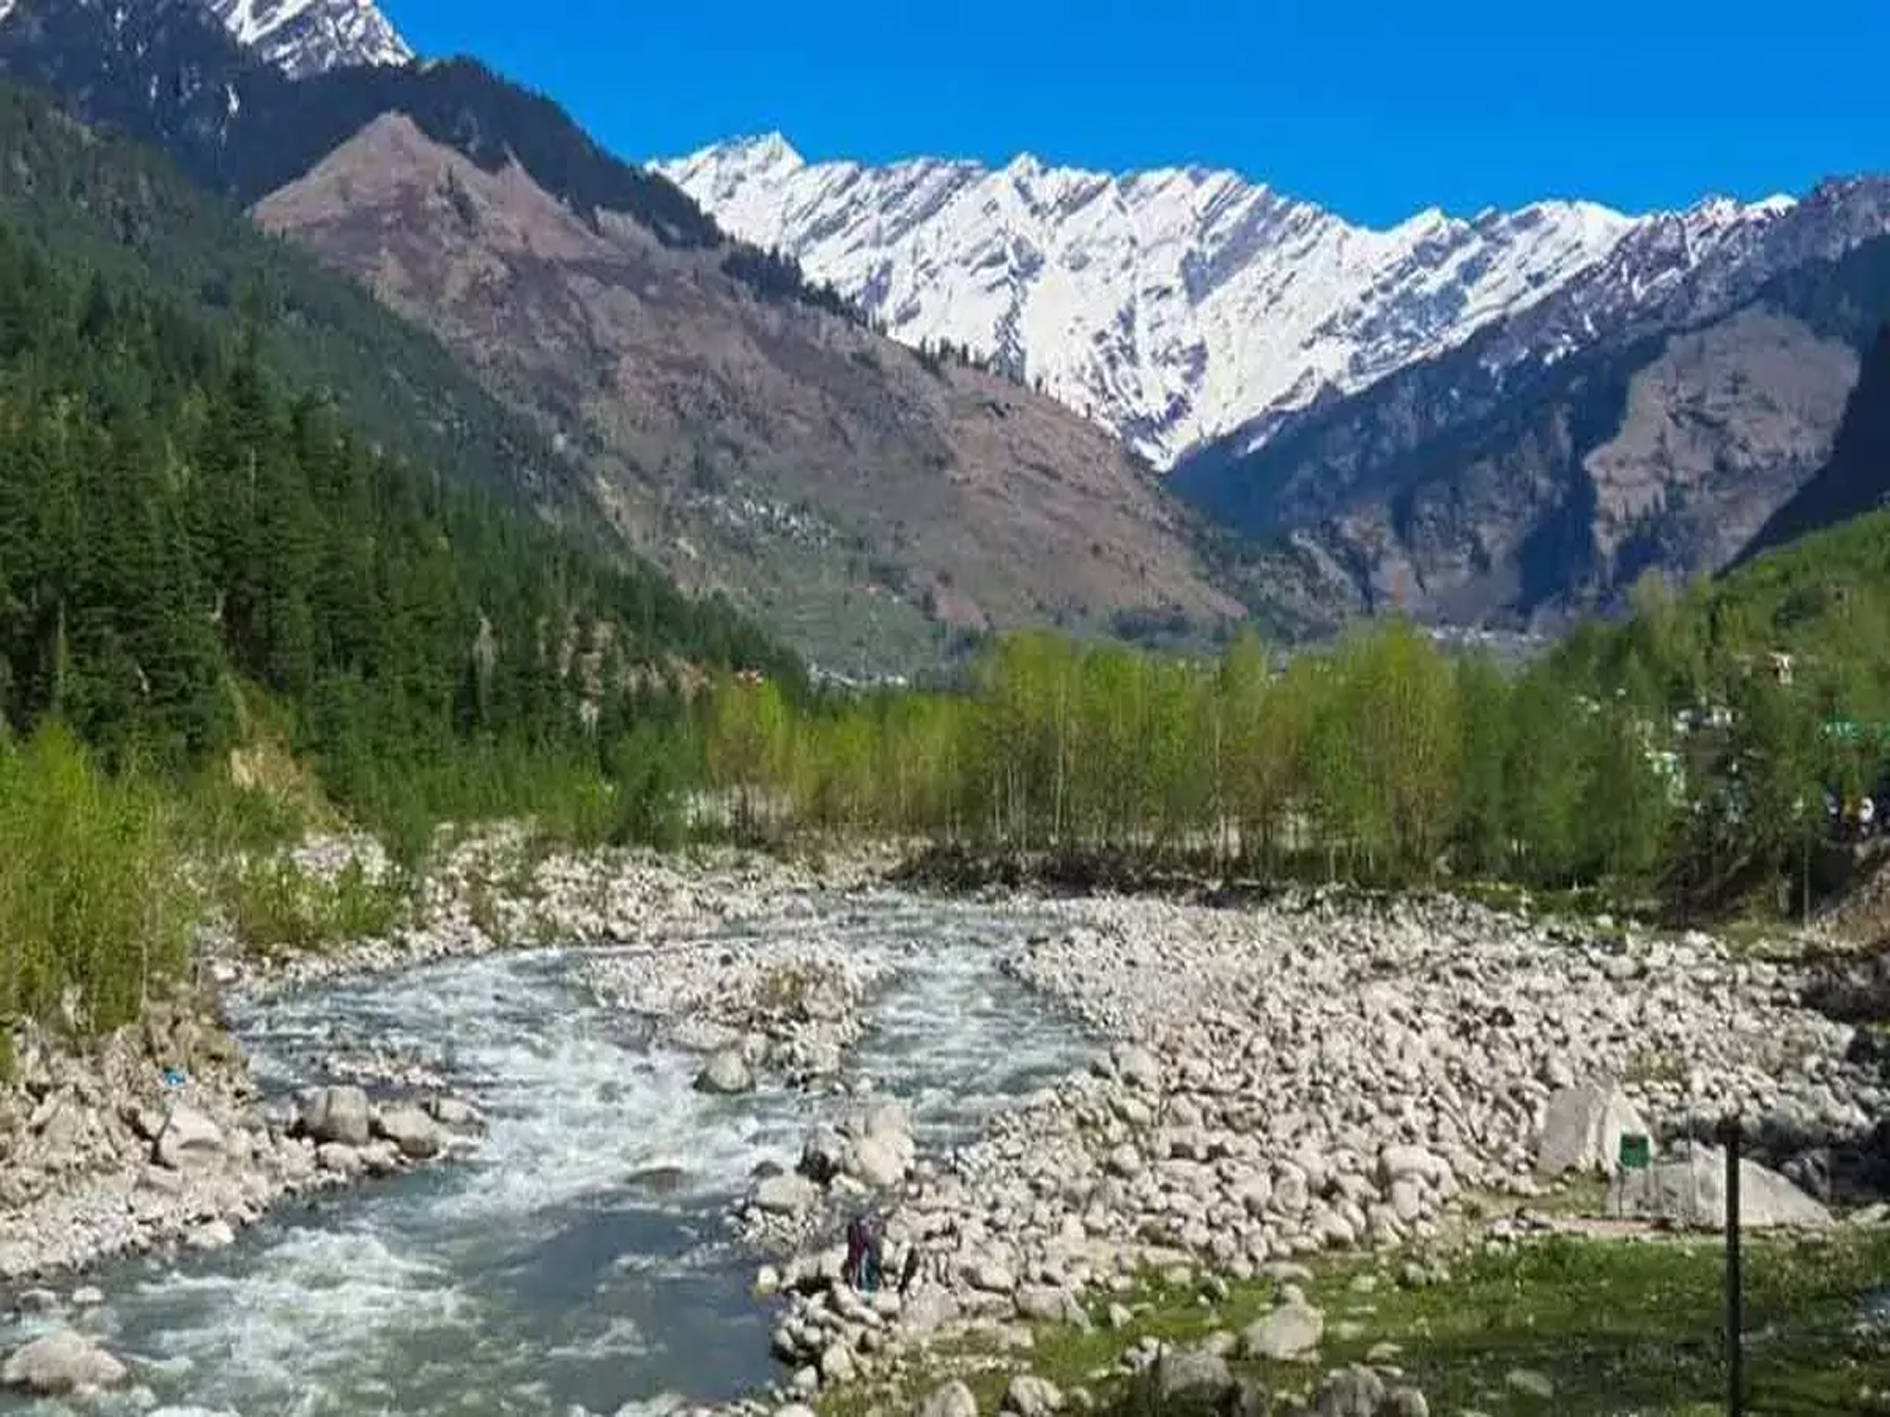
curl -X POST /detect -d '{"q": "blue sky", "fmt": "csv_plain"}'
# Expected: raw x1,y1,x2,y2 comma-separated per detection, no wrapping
384,0,1886,226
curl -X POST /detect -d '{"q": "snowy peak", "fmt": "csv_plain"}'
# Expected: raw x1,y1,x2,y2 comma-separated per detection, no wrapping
654,136,1808,467
205,0,411,77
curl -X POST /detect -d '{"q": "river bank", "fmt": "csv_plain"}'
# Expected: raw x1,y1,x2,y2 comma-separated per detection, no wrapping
1,832,1885,1412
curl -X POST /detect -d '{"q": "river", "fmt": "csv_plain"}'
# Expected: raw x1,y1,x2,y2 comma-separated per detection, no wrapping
0,896,1097,1416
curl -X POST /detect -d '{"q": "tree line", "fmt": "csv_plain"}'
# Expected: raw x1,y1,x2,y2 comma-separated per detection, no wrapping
694,544,1890,919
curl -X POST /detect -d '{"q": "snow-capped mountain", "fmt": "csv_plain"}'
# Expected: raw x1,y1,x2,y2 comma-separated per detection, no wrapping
204,0,409,77
0,0,409,76
655,134,1801,467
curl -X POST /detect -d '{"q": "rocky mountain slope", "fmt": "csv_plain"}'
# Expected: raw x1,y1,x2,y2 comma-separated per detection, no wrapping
656,134,1802,468
252,115,1239,654
0,0,1239,669
661,135,1890,633
1187,228,1890,633
1737,320,1890,565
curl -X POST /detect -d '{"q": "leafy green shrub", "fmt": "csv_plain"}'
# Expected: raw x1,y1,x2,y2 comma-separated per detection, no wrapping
609,722,690,849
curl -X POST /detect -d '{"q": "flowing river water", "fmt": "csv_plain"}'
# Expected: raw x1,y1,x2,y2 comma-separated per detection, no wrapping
0,897,1099,1416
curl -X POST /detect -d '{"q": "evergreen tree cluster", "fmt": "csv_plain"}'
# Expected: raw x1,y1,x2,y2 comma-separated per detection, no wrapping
900,330,1024,385
0,220,796,826
719,244,856,321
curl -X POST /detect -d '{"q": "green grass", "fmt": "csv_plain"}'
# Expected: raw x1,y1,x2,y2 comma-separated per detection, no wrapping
821,1231,1890,1417
216,854,411,958
0,723,198,1069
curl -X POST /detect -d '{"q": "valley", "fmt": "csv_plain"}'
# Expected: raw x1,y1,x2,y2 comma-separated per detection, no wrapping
0,2,1883,1415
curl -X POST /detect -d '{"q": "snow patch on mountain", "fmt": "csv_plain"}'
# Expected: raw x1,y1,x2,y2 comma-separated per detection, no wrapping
655,134,1798,467
205,0,411,77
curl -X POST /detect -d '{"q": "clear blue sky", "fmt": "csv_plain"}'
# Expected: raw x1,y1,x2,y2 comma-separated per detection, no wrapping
383,0,1887,226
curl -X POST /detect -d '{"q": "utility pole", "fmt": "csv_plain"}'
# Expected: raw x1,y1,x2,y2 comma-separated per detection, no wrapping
1722,1114,1745,1417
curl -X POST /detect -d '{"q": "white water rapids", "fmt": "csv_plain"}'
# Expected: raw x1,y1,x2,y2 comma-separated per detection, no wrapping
0,896,1098,1415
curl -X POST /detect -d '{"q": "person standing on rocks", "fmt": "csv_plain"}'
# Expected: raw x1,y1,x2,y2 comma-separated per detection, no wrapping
897,1240,921,1296
842,1215,869,1291
843,1214,885,1293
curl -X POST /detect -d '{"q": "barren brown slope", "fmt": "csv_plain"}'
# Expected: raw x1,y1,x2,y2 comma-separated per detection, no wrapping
253,116,1241,669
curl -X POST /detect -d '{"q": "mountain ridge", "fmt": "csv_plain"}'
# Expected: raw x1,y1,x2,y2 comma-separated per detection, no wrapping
656,132,1806,468
1187,231,1890,636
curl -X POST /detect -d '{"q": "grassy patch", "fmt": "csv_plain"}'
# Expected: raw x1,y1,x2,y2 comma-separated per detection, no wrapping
1625,1047,1690,1087
821,1231,1890,1416
218,854,410,958
0,723,198,1064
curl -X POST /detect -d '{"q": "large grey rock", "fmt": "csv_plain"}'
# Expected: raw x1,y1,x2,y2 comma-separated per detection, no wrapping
670,1018,743,1054
153,1103,225,1172
695,1049,755,1095
847,1134,904,1188
373,1103,443,1160
1314,1364,1386,1416
1640,1148,1833,1230
315,1142,364,1176
1015,1284,1091,1329
1378,1143,1449,1186
1,1330,129,1394
1241,1301,1324,1360
1001,1373,1062,1416
901,1287,962,1336
917,1380,979,1417
1155,1346,1236,1402
298,1086,371,1147
425,1095,483,1130
1115,1045,1162,1091
1536,1082,1648,1176
859,1098,912,1140
753,1173,820,1215
1233,1171,1274,1216
187,1218,237,1252
818,1339,855,1383
1506,1369,1555,1400
967,1258,1017,1294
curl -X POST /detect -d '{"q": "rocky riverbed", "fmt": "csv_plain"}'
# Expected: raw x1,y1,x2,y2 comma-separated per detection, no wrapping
0,840,1097,1412
721,890,1889,1415
1,836,1884,1414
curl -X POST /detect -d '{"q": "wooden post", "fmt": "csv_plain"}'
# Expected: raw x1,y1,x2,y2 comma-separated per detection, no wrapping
1723,1115,1745,1417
